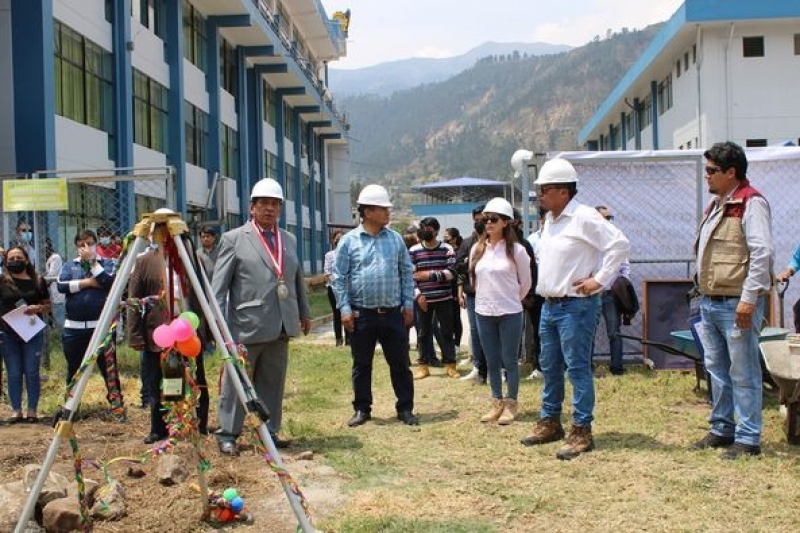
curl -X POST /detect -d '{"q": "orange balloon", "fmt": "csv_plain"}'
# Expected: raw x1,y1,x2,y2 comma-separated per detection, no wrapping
176,335,202,358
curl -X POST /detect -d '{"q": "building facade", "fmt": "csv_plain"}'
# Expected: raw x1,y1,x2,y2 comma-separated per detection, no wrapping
579,0,800,151
0,0,351,274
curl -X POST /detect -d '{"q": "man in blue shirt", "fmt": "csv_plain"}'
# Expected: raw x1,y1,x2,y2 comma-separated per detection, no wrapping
58,229,123,417
332,184,418,427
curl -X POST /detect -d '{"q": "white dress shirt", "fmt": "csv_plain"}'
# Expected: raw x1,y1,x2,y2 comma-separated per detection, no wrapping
471,240,532,316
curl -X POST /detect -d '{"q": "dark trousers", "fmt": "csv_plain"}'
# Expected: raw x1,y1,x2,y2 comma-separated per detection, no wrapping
416,299,457,365
350,307,414,414
142,350,208,437
63,328,122,404
794,298,800,333
327,286,350,344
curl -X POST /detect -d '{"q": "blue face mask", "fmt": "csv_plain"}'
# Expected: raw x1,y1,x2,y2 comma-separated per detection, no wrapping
20,231,32,243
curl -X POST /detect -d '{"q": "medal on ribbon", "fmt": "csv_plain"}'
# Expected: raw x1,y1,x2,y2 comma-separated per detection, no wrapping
253,221,288,300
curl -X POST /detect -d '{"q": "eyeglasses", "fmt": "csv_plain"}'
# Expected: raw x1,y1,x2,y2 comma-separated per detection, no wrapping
538,186,561,195
705,166,724,175
484,214,502,223
604,215,615,221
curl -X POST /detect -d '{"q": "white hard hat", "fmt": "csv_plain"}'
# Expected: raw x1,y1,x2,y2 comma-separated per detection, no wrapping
154,208,175,214
534,158,579,185
483,197,514,219
250,178,284,201
357,184,392,207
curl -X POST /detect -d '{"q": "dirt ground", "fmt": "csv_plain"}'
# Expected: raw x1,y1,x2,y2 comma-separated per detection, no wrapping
0,403,347,532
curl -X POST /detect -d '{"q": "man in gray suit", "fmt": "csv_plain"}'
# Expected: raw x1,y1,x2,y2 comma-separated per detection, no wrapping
212,178,312,456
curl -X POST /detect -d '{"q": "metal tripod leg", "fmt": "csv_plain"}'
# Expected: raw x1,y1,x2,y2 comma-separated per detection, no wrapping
14,235,150,533
173,233,315,533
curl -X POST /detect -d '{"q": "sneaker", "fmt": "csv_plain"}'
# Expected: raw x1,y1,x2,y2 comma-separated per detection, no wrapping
556,424,594,460
460,367,479,381
520,418,565,446
690,432,735,450
526,370,543,380
720,442,761,460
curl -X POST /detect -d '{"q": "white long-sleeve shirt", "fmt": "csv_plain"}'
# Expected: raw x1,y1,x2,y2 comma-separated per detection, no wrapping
536,199,630,298
471,240,531,316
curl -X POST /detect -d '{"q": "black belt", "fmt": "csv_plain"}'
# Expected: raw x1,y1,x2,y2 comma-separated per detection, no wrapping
354,306,400,314
705,295,739,302
545,296,580,304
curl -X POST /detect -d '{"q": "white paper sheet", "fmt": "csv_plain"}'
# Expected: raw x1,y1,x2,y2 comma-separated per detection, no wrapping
2,306,46,342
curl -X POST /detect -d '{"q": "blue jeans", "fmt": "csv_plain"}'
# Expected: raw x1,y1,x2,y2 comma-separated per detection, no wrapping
598,291,623,371
699,295,766,446
1,330,44,413
476,312,523,400
539,296,601,427
465,294,486,376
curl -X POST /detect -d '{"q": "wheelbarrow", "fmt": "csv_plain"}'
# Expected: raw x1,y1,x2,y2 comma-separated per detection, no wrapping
760,335,800,445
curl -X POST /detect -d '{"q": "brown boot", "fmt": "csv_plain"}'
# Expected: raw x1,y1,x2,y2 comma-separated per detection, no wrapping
445,363,460,378
414,364,430,380
480,399,504,423
556,424,594,460
497,399,518,425
520,417,565,446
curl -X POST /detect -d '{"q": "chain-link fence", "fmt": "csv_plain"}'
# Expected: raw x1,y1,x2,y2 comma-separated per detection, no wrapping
1,167,175,270
547,147,800,367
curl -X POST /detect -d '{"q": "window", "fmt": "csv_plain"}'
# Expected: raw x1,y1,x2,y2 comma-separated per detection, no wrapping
185,102,209,167
264,151,278,180
639,96,652,131
676,60,681,78
133,0,164,38
220,38,237,95
283,102,294,140
183,0,206,71
133,69,168,152
746,139,767,148
302,172,310,206
315,178,322,211
54,22,114,137
658,74,673,114
794,34,800,55
692,44,697,64
303,228,311,261
625,113,634,140
285,163,295,200
221,124,239,180
743,36,764,58
262,81,276,126
683,52,689,72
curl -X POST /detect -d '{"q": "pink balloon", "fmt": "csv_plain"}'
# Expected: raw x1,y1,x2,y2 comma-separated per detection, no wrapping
153,324,175,348
171,318,193,342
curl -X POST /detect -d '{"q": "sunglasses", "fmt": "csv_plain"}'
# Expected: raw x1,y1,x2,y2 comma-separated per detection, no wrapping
604,215,615,221
705,166,724,175
483,214,502,223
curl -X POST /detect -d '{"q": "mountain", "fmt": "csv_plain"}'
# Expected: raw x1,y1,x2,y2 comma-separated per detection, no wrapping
328,42,572,97
337,26,662,209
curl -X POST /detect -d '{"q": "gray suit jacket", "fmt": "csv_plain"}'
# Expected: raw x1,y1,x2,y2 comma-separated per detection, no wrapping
212,222,310,344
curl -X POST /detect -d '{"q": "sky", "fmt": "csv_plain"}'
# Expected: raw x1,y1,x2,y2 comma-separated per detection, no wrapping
321,0,685,69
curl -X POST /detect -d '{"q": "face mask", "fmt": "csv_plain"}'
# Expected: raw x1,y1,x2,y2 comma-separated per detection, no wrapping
20,231,32,243
474,221,486,234
99,237,111,245
419,230,434,242
88,244,98,255
6,261,26,274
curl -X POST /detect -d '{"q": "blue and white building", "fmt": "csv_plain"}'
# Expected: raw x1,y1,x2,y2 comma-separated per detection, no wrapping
0,0,351,274
579,0,800,151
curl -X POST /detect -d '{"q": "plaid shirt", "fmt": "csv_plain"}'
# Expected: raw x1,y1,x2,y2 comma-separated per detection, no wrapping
332,225,414,315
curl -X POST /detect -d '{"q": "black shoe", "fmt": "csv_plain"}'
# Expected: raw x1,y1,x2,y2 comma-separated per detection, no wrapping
475,374,487,385
270,434,292,449
348,410,371,427
690,432,735,450
335,338,343,347
397,410,419,426
143,433,167,444
609,367,625,376
720,442,761,460
218,440,239,456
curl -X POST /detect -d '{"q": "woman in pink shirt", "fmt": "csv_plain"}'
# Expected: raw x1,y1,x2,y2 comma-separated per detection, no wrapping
469,197,531,425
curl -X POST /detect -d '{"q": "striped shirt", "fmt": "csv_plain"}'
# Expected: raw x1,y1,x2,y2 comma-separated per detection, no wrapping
331,225,414,315
409,241,455,303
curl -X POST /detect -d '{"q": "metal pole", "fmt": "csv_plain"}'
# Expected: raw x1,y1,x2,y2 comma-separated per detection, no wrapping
14,235,150,533
173,234,316,533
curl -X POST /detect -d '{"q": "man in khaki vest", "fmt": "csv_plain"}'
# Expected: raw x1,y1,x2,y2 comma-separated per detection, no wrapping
691,141,774,459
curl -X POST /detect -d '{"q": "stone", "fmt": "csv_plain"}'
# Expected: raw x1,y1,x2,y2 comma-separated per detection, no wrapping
0,480,26,532
91,481,127,521
157,454,188,486
42,497,83,533
296,451,314,461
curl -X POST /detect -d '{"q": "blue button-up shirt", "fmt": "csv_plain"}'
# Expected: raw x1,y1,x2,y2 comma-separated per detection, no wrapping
331,225,414,315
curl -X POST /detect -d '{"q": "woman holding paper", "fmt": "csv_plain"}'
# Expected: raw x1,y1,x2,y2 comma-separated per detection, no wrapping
0,246,50,423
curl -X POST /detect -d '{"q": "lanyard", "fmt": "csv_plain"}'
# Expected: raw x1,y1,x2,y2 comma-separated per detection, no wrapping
252,220,284,279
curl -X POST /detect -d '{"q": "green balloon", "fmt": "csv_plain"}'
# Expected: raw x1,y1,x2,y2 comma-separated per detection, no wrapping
180,311,200,330
222,487,238,501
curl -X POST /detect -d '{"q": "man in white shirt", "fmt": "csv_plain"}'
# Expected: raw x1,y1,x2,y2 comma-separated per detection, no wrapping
520,159,629,460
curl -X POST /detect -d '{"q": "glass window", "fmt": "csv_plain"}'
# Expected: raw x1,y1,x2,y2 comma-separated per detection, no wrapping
221,124,239,180
302,172,310,207
183,0,206,71
263,82,276,126
743,36,765,58
220,38,238,95
283,102,294,140
264,151,279,181
185,102,208,167
285,162,295,200
133,69,168,152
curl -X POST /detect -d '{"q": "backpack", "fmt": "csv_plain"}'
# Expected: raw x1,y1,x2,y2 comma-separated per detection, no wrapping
611,276,640,325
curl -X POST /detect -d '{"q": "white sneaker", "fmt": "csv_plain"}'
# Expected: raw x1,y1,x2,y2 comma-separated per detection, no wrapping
527,370,543,380
457,357,472,368
460,367,479,381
